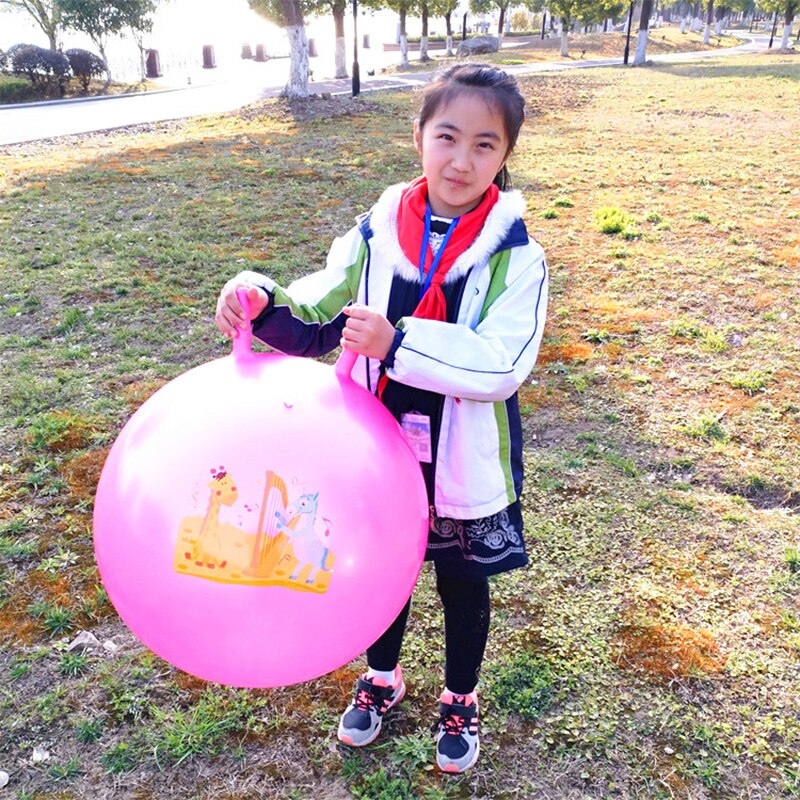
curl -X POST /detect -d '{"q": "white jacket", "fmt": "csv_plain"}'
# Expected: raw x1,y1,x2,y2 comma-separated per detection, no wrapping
252,182,549,519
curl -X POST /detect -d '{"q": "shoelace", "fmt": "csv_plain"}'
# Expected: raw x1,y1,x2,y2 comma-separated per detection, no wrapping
353,679,394,713
354,687,376,712
433,697,478,736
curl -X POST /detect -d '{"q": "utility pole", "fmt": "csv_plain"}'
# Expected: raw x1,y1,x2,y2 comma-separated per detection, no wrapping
352,0,360,96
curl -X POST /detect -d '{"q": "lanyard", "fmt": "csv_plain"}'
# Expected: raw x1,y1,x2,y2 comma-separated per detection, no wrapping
418,204,460,301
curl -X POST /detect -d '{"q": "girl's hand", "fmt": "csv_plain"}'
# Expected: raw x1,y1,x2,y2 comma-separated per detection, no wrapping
341,304,395,361
215,274,270,338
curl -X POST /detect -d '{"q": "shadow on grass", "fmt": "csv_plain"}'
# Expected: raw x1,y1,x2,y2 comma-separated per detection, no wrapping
650,57,800,81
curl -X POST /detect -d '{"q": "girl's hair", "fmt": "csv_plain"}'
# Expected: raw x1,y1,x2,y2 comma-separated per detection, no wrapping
417,63,526,191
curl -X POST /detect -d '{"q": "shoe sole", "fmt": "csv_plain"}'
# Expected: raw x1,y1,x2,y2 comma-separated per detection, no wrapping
337,683,406,747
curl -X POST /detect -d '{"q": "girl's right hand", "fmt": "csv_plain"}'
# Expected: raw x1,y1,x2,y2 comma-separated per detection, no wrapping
215,273,270,338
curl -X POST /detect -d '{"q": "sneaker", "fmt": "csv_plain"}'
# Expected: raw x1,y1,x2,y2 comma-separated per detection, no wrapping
337,667,406,747
434,690,480,773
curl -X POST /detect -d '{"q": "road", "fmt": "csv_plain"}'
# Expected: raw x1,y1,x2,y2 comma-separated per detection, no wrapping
0,33,774,148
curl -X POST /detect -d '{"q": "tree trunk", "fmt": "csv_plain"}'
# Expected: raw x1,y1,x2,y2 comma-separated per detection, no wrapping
92,39,113,90
284,26,309,96
634,0,653,65
421,6,430,60
280,0,309,97
399,9,409,67
782,2,797,47
333,6,347,78
498,5,505,36
704,0,714,43
559,16,569,56
445,12,454,55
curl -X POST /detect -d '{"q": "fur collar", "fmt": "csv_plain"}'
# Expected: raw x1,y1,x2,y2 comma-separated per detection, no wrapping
365,181,527,284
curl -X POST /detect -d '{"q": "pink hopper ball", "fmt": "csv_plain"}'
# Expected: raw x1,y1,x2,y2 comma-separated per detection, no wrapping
93,294,428,688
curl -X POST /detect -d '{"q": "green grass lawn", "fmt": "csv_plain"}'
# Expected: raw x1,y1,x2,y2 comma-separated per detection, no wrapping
0,53,798,800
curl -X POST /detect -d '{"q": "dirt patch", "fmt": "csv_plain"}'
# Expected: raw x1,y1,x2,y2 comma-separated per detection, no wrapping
61,447,109,502
233,95,385,124
522,74,606,115
120,379,169,411
614,615,727,679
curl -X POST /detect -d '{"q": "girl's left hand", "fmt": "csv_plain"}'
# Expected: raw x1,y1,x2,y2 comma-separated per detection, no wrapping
341,304,396,361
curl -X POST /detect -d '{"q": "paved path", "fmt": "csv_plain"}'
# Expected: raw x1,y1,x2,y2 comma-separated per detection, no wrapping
0,33,774,148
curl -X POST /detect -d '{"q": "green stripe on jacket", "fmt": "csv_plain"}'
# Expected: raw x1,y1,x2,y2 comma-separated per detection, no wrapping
271,242,367,323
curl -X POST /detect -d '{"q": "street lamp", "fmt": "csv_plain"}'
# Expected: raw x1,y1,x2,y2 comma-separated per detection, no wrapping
768,9,778,48
623,0,634,64
352,0,360,96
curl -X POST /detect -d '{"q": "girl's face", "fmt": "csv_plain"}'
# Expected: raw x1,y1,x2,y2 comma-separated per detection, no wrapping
414,90,510,218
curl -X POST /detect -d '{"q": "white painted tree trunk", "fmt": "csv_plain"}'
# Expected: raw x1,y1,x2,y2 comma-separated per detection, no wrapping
714,18,723,34
633,27,649,64
560,22,569,57
703,22,711,44
284,25,309,98
420,35,429,60
781,23,792,48
400,34,409,67
691,16,702,31
446,34,454,55
680,16,688,32
334,36,347,79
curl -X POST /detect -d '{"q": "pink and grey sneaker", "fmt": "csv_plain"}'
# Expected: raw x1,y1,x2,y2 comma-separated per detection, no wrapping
434,690,480,773
337,667,406,747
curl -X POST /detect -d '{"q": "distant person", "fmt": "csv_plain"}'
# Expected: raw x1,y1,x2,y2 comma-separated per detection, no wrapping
215,63,549,773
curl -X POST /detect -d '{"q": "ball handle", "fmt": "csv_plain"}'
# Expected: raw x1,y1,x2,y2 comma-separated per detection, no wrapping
233,286,357,382
233,288,253,361
335,347,357,381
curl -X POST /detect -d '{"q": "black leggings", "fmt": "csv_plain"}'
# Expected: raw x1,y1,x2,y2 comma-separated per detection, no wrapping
366,568,490,695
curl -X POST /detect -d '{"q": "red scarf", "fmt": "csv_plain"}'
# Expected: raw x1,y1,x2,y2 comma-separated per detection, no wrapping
377,177,499,400
396,176,499,322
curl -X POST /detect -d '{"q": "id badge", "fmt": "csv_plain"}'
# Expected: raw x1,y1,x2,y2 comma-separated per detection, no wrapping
401,412,432,463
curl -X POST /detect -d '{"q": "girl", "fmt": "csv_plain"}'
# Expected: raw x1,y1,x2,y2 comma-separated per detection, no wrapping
215,63,548,773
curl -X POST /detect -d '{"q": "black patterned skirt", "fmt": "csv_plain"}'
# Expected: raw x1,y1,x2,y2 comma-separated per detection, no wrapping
425,500,528,581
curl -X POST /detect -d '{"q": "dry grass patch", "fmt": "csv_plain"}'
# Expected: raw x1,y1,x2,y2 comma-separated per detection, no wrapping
1,53,799,800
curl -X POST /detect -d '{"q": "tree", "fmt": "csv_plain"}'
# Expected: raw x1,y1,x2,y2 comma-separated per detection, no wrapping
760,0,798,45
120,0,158,82
0,0,62,50
384,0,416,67
58,0,156,87
433,0,459,55
544,0,610,56
249,0,310,97
470,0,512,36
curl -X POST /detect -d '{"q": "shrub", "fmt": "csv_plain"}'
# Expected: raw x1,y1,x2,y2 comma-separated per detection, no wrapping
594,206,641,239
66,48,106,91
0,48,7,71
0,75,33,104
9,44,70,94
